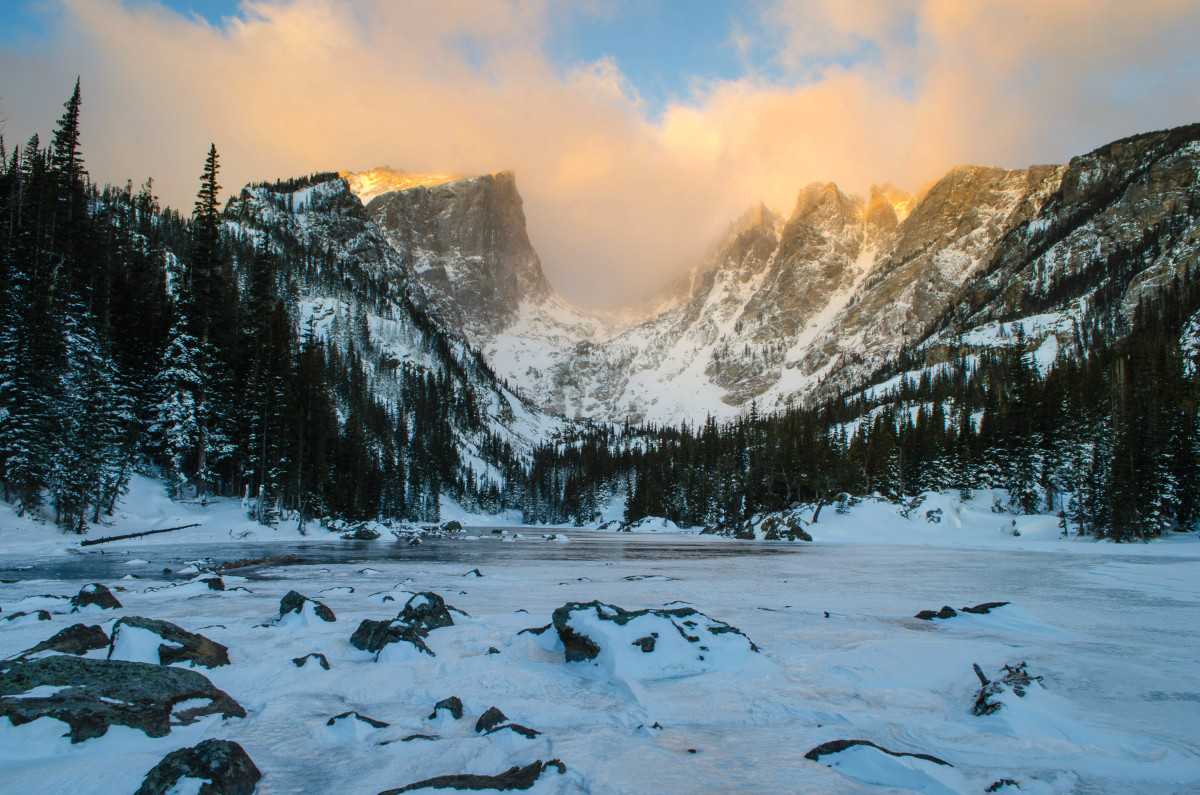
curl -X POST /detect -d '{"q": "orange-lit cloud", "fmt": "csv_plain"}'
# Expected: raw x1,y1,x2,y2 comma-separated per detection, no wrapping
1,0,1198,307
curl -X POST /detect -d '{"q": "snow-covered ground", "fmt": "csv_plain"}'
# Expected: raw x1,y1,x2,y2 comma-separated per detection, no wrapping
2,478,1199,793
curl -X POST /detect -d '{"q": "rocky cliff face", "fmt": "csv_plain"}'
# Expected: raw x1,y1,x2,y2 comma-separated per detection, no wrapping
351,168,552,338
319,124,1200,426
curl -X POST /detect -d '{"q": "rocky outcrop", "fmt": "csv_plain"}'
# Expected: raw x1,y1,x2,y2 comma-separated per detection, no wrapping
108,616,231,668
279,591,336,623
378,760,566,794
20,624,109,658
0,655,245,742
349,593,456,660
134,739,261,795
361,170,552,337
70,583,121,611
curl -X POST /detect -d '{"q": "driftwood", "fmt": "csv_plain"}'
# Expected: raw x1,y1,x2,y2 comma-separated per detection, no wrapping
79,524,200,547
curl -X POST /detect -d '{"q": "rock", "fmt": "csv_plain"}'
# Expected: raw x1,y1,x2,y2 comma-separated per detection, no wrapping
804,738,952,766
134,738,261,795
440,520,463,532
349,619,433,658
201,577,226,591
972,661,1044,716
22,624,109,658
327,710,389,728
341,527,381,540
378,759,566,794
109,616,231,668
925,508,943,523
475,706,507,733
397,592,454,634
70,583,121,611
915,606,958,620
401,733,438,742
486,723,540,739
292,652,330,670
986,779,1020,792
464,568,483,578
550,601,760,671
961,601,1010,614
429,696,464,720
486,646,500,655
279,590,336,622
3,610,51,623
0,655,245,742
517,624,551,636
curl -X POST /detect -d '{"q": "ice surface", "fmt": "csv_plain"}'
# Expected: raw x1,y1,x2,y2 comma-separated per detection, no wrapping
2,485,1199,792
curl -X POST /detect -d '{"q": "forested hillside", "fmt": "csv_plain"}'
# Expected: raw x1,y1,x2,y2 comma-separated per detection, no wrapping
0,82,557,531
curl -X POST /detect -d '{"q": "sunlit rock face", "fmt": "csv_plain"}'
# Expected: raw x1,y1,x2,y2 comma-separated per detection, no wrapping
359,169,552,338
329,124,1200,425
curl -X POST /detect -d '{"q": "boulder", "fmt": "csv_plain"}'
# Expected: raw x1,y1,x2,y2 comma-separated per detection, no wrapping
21,624,109,658
429,696,463,720
279,590,336,622
961,601,1010,615
70,583,121,611
378,760,566,794
0,655,245,742
109,616,230,668
134,738,261,795
550,601,761,679
349,619,433,658
475,706,508,733
397,592,454,634
201,577,226,591
440,520,463,532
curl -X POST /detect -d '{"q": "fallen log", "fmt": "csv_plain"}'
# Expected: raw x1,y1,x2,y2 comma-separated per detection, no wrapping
216,554,299,572
80,524,201,547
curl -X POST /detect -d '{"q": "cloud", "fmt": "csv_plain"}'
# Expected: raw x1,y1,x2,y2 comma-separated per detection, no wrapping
1,0,1198,307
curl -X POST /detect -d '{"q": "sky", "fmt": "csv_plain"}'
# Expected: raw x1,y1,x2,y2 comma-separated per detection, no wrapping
2,1,1199,308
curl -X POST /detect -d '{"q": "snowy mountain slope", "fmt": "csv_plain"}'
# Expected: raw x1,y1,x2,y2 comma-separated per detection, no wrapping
225,176,571,467
315,124,1200,429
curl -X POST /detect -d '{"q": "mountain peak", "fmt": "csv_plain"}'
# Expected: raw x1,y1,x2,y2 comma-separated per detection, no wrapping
342,167,472,203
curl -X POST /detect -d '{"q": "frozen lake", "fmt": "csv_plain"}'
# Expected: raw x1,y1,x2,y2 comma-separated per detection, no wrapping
3,532,1199,793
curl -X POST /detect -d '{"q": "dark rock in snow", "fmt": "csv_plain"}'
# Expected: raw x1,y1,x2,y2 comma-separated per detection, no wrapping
3,610,52,623
915,606,958,620
486,646,501,655
279,590,336,622
327,710,390,728
398,592,454,634
805,739,952,766
441,520,463,532
986,779,1020,792
349,619,434,658
551,601,759,663
475,706,508,733
70,583,121,611
378,759,566,794
401,733,438,742
464,568,483,578
22,624,109,658
134,738,261,795
517,624,551,636
110,616,230,668
925,508,943,523
429,696,464,720
486,723,541,739
961,601,1010,614
0,655,245,742
972,661,1044,716
292,652,331,670
201,577,225,591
